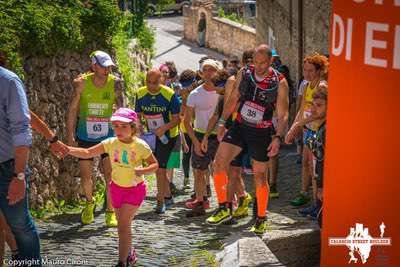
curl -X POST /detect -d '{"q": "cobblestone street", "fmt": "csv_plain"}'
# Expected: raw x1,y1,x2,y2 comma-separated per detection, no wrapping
3,16,318,267
3,145,319,267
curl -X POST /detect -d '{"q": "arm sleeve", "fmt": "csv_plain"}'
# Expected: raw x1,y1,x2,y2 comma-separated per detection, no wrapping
6,78,32,147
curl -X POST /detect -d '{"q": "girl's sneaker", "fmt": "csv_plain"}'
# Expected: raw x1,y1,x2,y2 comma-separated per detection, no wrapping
155,202,166,214
127,248,138,266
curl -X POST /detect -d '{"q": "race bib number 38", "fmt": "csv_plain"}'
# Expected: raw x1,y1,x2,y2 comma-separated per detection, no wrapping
241,101,265,124
87,117,109,139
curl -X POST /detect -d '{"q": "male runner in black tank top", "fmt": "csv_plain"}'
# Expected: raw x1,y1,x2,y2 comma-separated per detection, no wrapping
206,44,289,233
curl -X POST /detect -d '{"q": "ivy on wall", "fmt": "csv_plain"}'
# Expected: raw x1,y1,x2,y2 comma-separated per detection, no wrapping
0,0,124,76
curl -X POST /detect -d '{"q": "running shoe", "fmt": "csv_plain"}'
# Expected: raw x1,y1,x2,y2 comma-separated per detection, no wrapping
126,248,138,266
155,202,166,214
307,207,319,220
297,204,317,218
185,199,199,209
290,192,310,206
206,206,231,225
169,182,178,195
269,184,280,198
105,210,118,227
186,204,206,217
114,261,125,267
187,192,196,202
232,194,252,219
165,197,174,209
185,199,210,209
250,217,269,234
203,199,210,209
81,200,95,225
183,176,190,189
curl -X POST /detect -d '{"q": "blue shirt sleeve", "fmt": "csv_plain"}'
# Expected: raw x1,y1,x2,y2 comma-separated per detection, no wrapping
169,93,181,115
6,77,32,147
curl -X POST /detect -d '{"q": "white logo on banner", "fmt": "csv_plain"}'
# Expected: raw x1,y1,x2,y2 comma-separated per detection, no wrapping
328,222,391,264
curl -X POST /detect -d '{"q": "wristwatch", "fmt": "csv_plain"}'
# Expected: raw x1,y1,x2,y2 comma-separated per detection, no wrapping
13,172,25,181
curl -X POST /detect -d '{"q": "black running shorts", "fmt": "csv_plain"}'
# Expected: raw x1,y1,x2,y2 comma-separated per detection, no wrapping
155,136,177,169
191,132,219,170
230,150,246,167
222,122,272,163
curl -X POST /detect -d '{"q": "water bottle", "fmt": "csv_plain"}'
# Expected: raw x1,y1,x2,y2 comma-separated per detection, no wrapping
159,134,169,144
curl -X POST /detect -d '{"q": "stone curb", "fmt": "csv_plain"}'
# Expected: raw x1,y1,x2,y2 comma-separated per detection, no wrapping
217,237,286,267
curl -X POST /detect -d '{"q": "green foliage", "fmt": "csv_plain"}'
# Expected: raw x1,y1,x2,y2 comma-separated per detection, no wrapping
113,17,154,105
137,23,156,52
30,179,107,219
217,7,245,25
0,0,124,76
130,0,148,36
156,0,175,14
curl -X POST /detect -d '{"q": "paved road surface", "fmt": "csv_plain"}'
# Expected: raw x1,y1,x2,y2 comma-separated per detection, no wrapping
149,15,224,73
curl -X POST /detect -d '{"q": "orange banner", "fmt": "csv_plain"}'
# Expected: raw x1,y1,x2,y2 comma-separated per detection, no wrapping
322,1,399,266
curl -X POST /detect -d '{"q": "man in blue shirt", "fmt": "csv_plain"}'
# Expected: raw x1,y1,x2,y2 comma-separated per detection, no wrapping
135,69,181,214
0,66,41,266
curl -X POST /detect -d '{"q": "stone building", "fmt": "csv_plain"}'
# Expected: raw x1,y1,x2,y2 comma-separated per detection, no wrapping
184,2,256,58
256,0,331,82
215,0,257,27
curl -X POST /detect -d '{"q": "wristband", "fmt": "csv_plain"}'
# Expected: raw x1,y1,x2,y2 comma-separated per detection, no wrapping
218,117,226,125
49,135,59,144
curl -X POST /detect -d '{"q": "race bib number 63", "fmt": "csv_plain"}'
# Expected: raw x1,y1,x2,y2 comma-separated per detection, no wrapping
87,117,109,139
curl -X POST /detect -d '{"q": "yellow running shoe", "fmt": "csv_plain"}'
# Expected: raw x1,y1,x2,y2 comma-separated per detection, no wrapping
232,194,252,219
250,217,269,234
105,210,118,227
206,206,231,225
81,200,95,225
269,183,280,198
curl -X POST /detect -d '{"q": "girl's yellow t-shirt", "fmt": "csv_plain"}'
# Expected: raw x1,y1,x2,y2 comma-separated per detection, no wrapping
102,137,152,187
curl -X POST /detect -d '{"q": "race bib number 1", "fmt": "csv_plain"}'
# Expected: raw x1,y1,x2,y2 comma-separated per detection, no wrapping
145,114,165,131
240,101,265,124
87,117,109,139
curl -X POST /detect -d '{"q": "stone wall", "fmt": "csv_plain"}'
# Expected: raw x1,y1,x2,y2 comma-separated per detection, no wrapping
256,0,331,82
257,0,299,81
24,48,93,208
23,44,149,208
183,5,256,58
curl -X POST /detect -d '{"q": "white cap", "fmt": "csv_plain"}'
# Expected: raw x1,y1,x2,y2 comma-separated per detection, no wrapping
201,59,222,72
90,51,115,67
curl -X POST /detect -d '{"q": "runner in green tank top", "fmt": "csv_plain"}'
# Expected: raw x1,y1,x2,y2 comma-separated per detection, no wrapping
66,51,125,227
